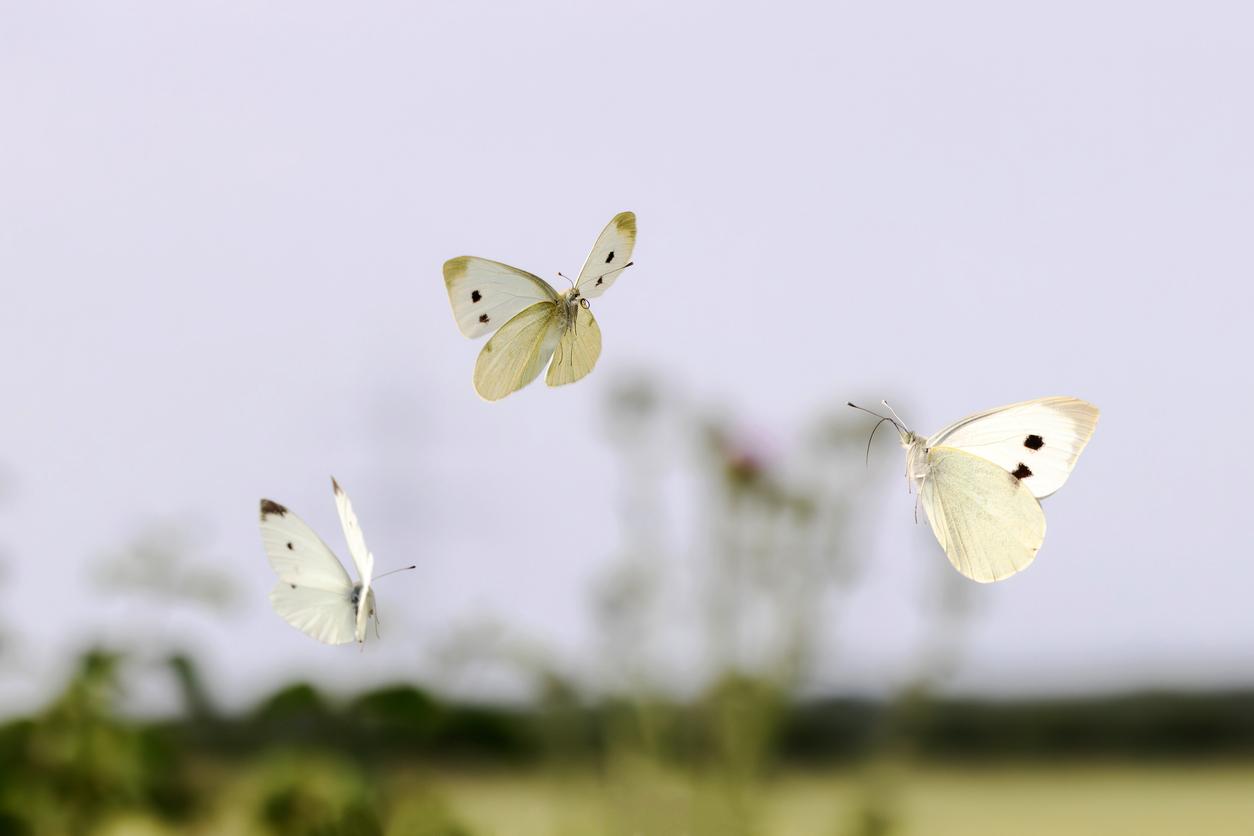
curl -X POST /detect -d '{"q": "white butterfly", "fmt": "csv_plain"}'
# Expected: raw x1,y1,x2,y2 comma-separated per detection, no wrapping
444,211,636,401
259,478,407,645
854,396,1100,583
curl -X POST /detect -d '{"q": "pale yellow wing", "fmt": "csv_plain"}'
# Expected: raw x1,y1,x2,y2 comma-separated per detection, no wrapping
575,211,636,299
444,256,560,339
926,396,1099,499
546,304,601,387
920,446,1046,583
473,301,563,401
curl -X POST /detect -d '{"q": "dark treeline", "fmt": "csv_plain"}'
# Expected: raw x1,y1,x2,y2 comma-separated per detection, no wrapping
146,653,1254,764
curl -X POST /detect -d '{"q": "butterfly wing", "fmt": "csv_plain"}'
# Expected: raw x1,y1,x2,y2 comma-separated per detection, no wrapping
920,446,1047,583
444,256,560,339
473,301,564,400
259,499,357,644
268,583,358,645
331,478,372,587
575,211,635,299
331,477,375,642
546,304,601,387
926,396,1099,499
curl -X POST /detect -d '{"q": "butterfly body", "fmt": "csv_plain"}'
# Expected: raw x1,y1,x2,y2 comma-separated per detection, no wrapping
902,431,929,485
446,212,635,400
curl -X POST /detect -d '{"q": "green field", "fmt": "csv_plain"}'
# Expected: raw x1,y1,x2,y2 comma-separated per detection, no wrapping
418,764,1254,836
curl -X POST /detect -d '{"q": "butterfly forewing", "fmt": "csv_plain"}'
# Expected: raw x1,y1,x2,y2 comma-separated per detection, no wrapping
926,396,1099,499
473,301,564,400
331,478,373,588
575,211,636,299
920,447,1046,583
546,304,601,387
259,500,354,592
444,257,560,340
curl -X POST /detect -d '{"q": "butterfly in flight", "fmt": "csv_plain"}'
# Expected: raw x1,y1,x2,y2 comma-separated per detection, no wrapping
852,396,1099,583
259,478,412,644
444,212,636,400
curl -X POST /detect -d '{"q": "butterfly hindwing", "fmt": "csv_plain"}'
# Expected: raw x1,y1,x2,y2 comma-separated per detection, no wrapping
926,396,1099,499
473,301,564,401
546,304,601,387
575,211,636,299
920,446,1047,583
444,256,560,340
268,582,358,645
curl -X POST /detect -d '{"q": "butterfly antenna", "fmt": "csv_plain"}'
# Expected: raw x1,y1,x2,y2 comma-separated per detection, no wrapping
374,564,417,581
862,417,894,469
558,271,575,288
848,402,906,436
881,400,910,434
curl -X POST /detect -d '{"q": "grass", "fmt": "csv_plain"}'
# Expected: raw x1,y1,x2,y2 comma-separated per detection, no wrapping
422,763,1254,836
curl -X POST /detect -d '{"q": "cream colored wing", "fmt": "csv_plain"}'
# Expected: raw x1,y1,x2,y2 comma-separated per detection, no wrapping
546,304,601,387
259,499,353,592
473,301,563,400
331,477,372,588
259,498,357,644
444,256,560,339
575,211,635,299
920,446,1047,583
268,582,358,645
926,396,1099,499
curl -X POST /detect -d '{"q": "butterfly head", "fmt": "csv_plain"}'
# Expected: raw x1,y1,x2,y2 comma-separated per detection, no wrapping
560,288,590,326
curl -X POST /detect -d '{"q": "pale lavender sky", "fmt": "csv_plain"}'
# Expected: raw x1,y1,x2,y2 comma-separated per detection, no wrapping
2,1,1251,711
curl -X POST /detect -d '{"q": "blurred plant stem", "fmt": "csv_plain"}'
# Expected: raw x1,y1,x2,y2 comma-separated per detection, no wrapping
588,376,874,835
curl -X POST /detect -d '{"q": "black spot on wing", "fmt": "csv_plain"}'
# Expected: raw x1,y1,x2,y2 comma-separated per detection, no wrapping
605,251,615,264
286,542,294,551
471,290,482,303
479,314,489,323
1011,463,1033,480
260,499,287,519
290,583,297,589
595,277,603,286
1024,434,1044,450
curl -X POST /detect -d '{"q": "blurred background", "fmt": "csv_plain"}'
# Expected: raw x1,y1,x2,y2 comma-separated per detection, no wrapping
2,1,1252,833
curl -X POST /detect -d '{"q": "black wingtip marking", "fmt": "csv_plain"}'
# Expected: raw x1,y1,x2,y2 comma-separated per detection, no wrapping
1024,434,1045,450
471,289,482,303
479,313,490,323
260,499,287,519
1012,463,1033,480
605,251,615,264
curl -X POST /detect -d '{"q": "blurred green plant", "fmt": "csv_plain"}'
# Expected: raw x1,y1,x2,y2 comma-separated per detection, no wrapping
0,650,193,835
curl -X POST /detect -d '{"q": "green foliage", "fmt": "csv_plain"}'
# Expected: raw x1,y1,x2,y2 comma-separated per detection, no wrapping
0,651,193,835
